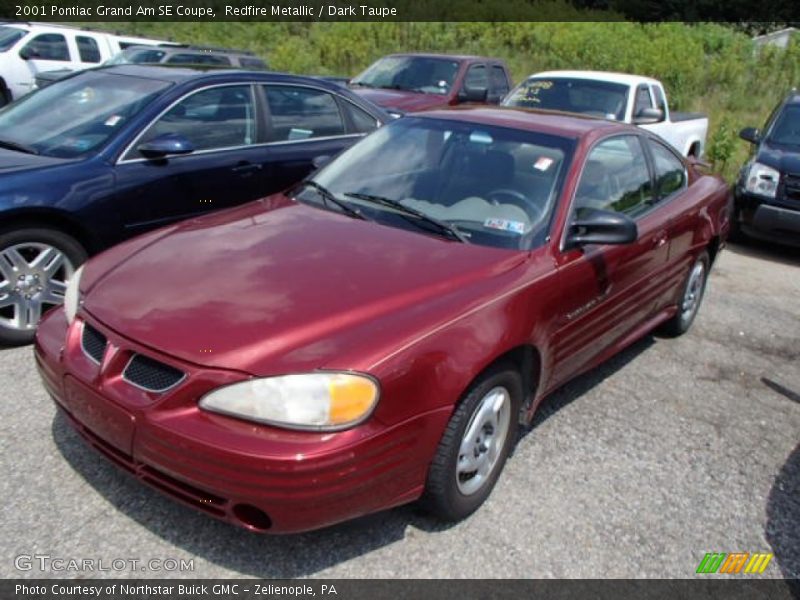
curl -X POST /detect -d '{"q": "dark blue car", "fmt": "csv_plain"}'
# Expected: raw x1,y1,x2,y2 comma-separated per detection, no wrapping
0,65,388,343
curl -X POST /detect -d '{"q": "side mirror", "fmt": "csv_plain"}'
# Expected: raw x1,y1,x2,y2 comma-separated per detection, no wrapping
564,209,638,249
458,86,488,103
311,155,332,170
137,133,195,159
633,107,664,125
739,127,760,144
18,47,33,60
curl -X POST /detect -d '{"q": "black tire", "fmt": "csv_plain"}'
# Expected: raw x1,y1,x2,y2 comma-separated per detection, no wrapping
0,85,10,108
728,210,746,244
659,251,710,338
422,362,522,521
0,227,88,346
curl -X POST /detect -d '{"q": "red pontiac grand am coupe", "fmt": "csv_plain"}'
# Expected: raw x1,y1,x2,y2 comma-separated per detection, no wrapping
35,108,730,533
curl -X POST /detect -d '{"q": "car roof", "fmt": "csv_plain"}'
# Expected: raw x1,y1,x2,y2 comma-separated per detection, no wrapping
524,70,660,87
94,64,325,86
120,44,258,57
386,52,502,63
414,106,632,140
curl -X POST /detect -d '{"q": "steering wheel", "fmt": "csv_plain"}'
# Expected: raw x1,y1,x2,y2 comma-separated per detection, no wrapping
486,188,545,225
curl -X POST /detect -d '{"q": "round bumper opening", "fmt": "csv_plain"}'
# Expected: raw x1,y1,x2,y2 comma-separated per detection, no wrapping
232,504,272,532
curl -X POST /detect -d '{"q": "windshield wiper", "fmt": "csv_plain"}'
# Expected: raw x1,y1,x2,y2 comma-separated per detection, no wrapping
0,139,39,155
298,181,365,220
344,192,468,243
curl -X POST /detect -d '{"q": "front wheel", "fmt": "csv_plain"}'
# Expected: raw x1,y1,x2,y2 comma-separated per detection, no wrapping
422,363,521,521
0,227,87,345
659,251,709,337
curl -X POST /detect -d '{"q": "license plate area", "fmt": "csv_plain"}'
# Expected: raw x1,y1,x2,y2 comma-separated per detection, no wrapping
63,375,135,456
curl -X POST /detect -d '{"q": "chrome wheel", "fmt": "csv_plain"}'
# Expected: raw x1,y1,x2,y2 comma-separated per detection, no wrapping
680,260,706,323
456,385,512,496
0,243,75,332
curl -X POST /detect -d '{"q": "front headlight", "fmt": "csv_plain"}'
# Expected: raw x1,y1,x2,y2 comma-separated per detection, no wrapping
198,372,379,431
744,161,780,198
63,265,84,324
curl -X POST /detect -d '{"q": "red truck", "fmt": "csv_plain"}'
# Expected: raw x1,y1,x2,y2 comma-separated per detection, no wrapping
35,107,729,533
348,53,512,116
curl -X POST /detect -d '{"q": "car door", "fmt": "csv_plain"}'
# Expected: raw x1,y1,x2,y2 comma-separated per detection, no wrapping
114,83,268,236
643,137,696,310
550,134,670,385
259,84,377,192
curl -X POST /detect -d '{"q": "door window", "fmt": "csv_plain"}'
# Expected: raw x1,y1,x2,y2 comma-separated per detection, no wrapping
264,85,345,141
574,136,653,219
464,64,488,90
651,85,667,114
132,85,256,157
22,34,69,61
649,139,686,198
76,36,101,63
633,84,653,117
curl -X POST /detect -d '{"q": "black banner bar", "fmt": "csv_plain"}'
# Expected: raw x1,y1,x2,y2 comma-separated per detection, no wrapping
3,579,800,600
2,0,800,22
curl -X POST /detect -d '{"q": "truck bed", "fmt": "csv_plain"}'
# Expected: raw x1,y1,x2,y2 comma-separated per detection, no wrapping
672,111,706,122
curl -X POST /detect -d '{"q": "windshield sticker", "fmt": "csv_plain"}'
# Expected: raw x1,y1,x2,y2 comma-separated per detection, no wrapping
104,115,122,127
511,79,554,104
484,218,526,234
534,156,554,171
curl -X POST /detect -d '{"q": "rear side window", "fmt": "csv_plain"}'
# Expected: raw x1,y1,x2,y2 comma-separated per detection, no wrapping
575,135,654,219
22,33,69,61
343,101,379,134
76,36,101,63
490,66,510,96
651,85,667,113
264,85,345,141
127,49,166,64
649,140,686,198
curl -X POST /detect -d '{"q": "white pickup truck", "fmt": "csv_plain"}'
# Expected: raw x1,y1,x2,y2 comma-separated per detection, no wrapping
0,22,169,105
502,70,708,158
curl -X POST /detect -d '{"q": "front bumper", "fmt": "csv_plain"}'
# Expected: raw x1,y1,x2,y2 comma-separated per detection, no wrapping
35,309,450,533
735,189,800,246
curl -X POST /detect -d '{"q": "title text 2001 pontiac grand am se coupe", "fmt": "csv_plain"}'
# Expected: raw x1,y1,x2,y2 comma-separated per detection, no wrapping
35,108,730,533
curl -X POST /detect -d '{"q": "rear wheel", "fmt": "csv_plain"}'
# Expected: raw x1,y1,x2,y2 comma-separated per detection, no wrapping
422,363,521,521
0,227,87,345
659,251,709,337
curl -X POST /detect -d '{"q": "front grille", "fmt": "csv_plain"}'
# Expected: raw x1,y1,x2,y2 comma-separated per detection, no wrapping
784,174,800,201
81,323,107,364
123,354,184,393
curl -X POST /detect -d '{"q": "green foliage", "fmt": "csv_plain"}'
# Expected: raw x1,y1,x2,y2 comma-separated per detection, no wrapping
706,117,737,174
92,17,800,181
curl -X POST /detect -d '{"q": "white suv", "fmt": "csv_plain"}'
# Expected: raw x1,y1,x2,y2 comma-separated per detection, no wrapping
0,22,169,105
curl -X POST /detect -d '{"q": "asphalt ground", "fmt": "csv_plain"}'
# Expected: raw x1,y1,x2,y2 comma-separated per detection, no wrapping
1,239,798,580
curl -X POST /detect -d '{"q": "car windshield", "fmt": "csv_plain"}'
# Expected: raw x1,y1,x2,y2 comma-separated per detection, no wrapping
0,71,171,158
301,117,574,250
351,56,460,95
768,104,800,147
504,77,629,121
0,25,25,52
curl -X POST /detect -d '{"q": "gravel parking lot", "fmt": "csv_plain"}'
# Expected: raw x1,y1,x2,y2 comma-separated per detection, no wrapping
1,240,798,580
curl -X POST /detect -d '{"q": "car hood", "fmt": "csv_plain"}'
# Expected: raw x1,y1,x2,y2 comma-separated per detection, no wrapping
83,197,524,374
350,87,450,112
0,148,69,174
756,141,800,174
